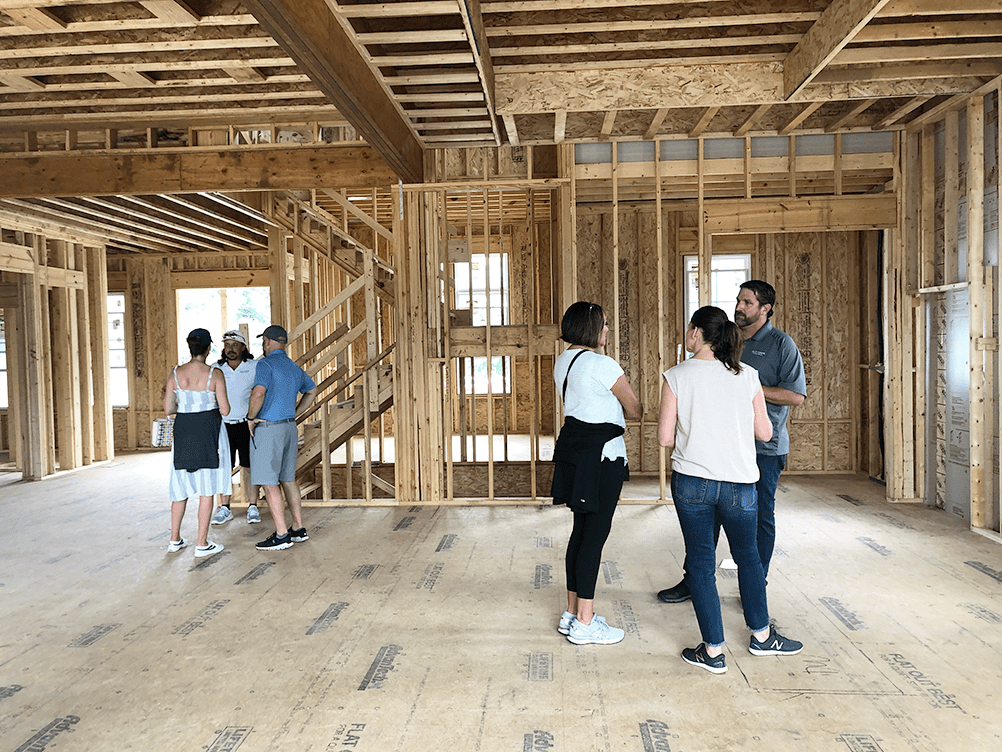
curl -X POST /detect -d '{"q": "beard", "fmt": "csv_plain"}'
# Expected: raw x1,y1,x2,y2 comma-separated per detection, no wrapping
224,350,241,361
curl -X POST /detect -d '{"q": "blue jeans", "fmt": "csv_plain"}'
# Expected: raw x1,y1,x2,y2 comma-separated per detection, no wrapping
671,471,769,647
756,454,786,578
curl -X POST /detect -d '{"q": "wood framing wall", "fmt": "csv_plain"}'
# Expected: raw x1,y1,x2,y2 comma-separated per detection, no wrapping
103,191,396,506
573,205,869,476
902,86,1002,539
2,89,1000,536
1,226,112,479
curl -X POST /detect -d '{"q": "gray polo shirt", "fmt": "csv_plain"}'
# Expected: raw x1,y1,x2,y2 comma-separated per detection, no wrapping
740,321,806,456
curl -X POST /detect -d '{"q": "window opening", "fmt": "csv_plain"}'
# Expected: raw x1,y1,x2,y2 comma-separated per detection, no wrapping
175,287,271,363
108,293,129,407
453,252,511,394
683,253,752,326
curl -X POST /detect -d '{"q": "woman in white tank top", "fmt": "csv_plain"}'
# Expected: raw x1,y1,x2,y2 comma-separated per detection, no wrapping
163,328,231,559
659,306,802,673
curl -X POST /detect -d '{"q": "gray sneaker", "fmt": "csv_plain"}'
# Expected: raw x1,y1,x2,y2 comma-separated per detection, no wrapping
246,504,261,524
211,506,233,525
567,614,624,645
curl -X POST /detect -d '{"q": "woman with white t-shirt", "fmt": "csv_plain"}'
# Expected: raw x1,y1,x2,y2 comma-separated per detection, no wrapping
551,302,641,646
659,306,802,673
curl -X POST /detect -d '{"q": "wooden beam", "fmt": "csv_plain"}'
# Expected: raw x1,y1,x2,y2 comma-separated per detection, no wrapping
1,242,35,274
139,0,201,23
457,0,501,146
824,98,877,131
241,0,424,183
779,101,825,135
0,144,396,198
734,104,772,137
688,106,719,138
501,114,519,146
554,110,567,144
704,194,898,234
784,0,893,98
5,6,67,31
0,75,45,92
110,71,157,88
600,110,617,140
874,95,934,129
645,108,669,140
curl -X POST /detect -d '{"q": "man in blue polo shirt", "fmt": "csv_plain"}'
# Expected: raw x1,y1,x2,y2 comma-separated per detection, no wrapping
658,279,806,603
246,324,318,551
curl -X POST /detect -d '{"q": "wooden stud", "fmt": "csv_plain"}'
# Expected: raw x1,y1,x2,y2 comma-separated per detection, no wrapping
967,96,986,529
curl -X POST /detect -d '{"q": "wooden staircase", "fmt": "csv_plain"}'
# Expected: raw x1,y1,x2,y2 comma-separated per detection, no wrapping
296,363,394,495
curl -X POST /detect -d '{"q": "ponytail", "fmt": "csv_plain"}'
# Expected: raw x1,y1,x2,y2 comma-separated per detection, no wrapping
690,306,744,373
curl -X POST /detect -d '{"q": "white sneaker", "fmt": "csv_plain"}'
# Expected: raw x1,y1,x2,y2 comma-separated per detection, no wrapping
211,506,233,525
246,504,261,524
167,538,189,553
567,614,625,645
194,541,224,558
558,610,575,635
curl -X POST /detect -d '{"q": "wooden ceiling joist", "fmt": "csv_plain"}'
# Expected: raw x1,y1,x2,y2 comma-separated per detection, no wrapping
784,0,894,99
0,0,997,182
241,0,424,182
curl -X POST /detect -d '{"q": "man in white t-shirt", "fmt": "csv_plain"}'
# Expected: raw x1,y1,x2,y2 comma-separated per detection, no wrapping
211,330,261,525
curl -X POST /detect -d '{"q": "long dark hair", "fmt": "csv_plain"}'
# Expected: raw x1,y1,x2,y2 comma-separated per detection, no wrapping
560,301,605,348
691,306,743,373
217,349,254,365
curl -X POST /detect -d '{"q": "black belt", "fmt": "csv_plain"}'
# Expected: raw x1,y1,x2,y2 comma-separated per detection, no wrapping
259,417,295,424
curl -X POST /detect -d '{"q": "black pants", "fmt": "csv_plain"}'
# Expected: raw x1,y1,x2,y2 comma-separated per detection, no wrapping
565,458,626,600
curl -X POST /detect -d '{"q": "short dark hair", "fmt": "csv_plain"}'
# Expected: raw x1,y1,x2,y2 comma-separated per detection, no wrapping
560,301,605,349
691,306,744,373
739,279,776,319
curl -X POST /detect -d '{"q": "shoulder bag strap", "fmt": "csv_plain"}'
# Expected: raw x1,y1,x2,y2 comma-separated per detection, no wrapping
562,349,588,402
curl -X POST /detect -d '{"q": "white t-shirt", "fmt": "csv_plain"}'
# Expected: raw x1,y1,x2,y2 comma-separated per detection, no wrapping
220,358,258,421
554,348,627,462
664,358,761,483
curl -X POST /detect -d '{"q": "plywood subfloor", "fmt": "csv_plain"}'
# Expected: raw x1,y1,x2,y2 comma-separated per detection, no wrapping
2,454,1001,751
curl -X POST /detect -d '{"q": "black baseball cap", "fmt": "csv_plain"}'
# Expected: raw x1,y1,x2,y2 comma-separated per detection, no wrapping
187,328,212,347
258,324,288,342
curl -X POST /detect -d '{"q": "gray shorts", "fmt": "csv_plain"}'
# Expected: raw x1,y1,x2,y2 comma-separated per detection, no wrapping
249,421,298,485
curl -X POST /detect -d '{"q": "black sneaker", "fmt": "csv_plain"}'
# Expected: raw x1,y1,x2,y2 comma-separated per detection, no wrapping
289,527,309,542
256,531,294,550
749,627,803,656
657,579,691,603
681,643,727,674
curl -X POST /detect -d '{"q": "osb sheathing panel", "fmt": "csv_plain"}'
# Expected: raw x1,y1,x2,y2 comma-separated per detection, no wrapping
778,232,857,472
449,461,556,498
574,206,683,474
575,214,859,473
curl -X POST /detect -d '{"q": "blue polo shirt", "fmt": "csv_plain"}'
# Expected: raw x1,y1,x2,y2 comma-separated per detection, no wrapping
253,349,316,421
740,321,806,456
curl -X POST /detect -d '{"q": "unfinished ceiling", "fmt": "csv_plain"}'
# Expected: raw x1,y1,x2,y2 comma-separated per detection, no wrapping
1,0,1000,246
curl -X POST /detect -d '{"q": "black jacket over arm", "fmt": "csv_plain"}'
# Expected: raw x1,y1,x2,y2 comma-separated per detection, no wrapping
550,416,627,513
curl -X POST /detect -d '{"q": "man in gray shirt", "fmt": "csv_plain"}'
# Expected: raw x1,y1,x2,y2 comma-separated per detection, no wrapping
658,279,806,603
